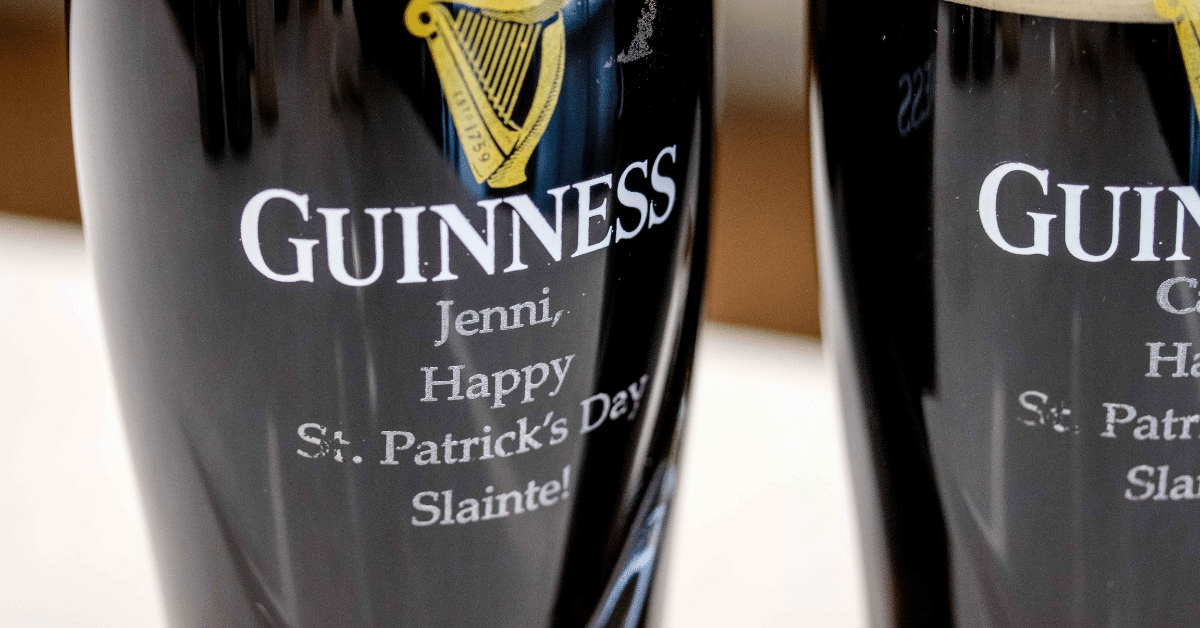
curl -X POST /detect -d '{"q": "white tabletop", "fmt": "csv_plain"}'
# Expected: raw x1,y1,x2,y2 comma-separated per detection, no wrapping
0,212,866,628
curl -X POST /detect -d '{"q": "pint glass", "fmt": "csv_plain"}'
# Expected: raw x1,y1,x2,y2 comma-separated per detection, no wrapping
813,0,1200,626
69,1,711,626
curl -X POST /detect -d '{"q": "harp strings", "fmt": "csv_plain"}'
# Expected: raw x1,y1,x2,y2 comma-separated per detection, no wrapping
453,8,543,130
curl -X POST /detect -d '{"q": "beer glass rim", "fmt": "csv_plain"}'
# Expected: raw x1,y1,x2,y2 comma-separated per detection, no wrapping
947,0,1178,23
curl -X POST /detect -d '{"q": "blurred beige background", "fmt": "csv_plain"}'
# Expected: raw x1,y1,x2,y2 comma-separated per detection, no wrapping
0,0,818,336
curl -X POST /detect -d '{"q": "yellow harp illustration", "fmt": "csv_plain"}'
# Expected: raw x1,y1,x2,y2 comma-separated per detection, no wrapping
406,0,571,188
1158,0,1200,121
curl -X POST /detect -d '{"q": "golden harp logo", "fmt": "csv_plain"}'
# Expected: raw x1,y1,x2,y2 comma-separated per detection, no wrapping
405,0,570,188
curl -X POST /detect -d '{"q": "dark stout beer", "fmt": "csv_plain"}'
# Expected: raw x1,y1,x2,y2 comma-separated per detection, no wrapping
813,0,1200,626
68,1,711,626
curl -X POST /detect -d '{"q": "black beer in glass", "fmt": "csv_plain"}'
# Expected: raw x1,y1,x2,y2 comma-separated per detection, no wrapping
813,0,1200,626
68,1,711,626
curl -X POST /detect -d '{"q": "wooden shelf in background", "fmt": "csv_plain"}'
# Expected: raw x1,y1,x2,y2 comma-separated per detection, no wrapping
0,13,79,224
705,105,819,337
